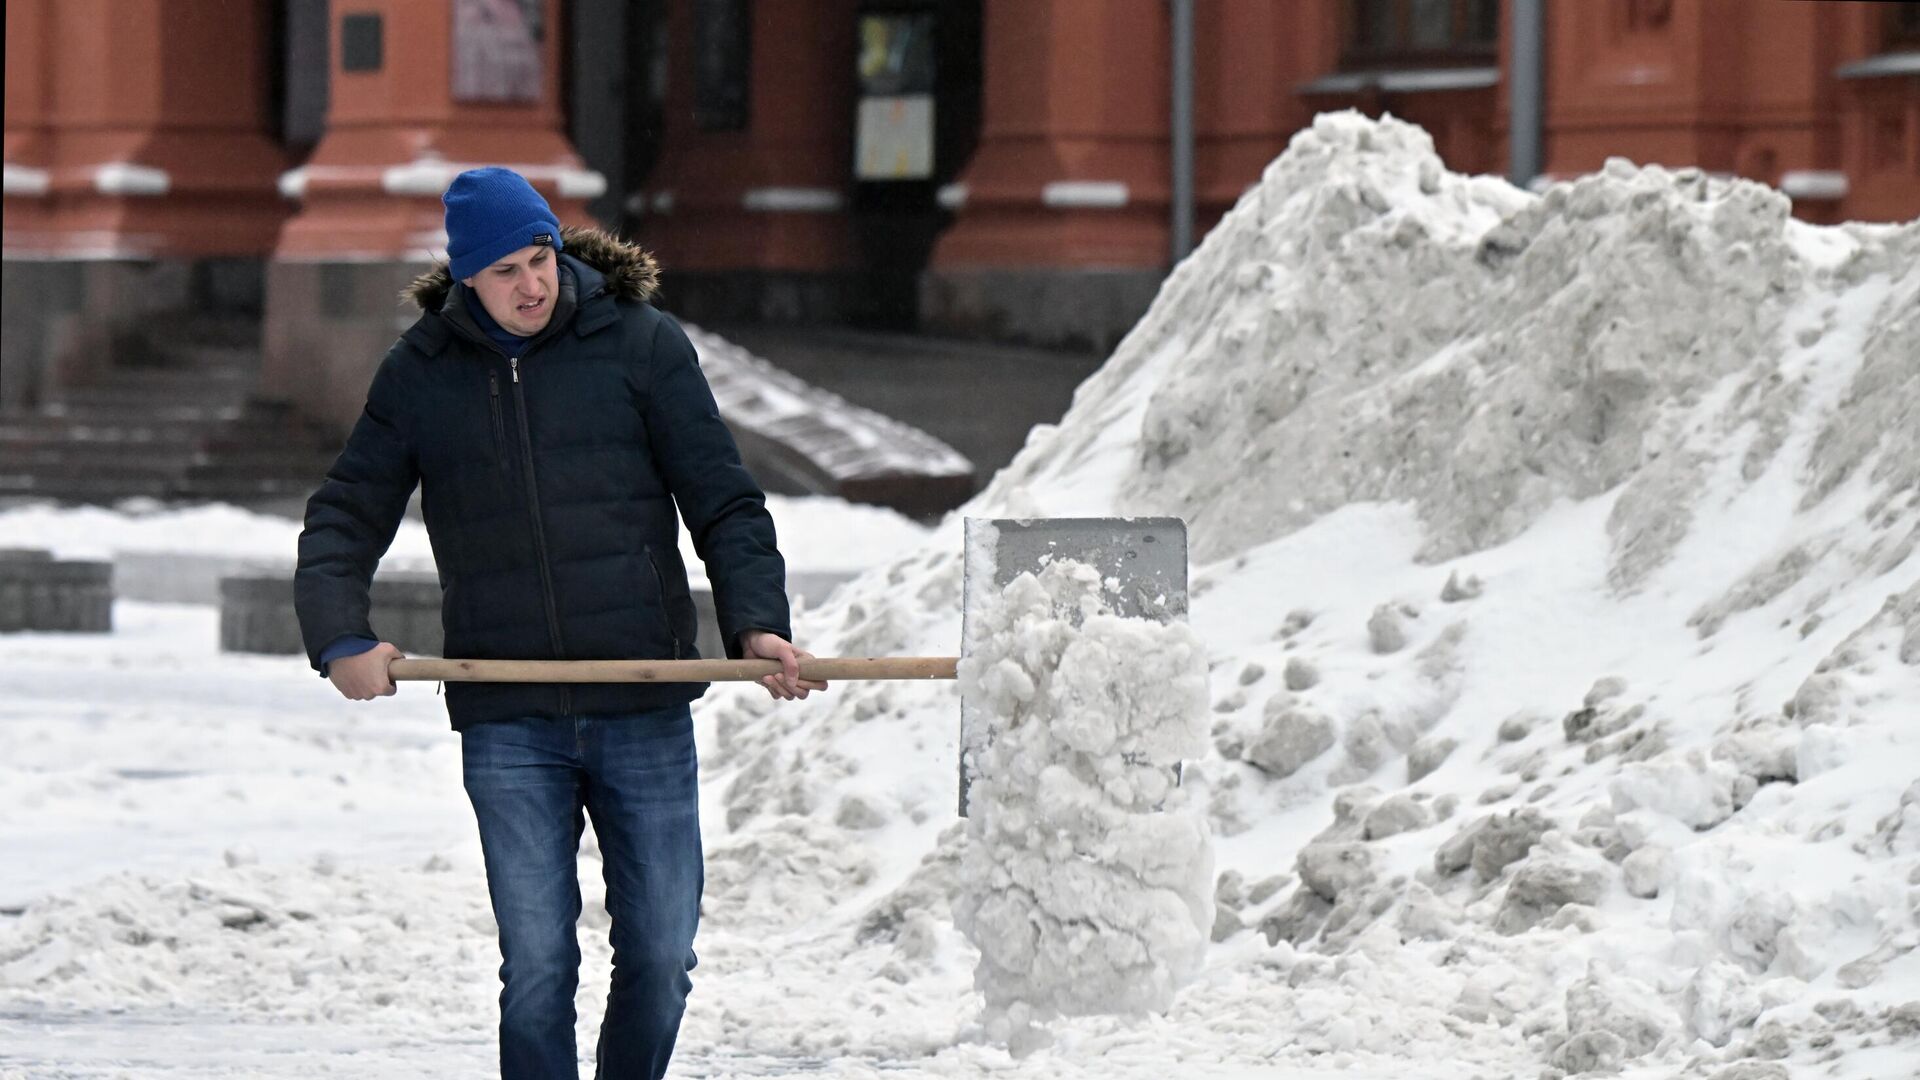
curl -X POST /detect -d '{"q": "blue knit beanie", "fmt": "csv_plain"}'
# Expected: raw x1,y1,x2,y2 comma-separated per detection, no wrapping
443,167,564,280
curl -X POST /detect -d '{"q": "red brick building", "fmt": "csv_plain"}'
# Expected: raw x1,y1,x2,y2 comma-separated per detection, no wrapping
4,0,1917,433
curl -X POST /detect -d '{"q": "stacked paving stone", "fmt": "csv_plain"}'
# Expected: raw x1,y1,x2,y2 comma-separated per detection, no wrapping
220,572,442,656
221,569,860,662
0,548,113,633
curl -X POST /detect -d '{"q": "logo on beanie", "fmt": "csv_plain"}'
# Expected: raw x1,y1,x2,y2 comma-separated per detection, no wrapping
532,232,554,246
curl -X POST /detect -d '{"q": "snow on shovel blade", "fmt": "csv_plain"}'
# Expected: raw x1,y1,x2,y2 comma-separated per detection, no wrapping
957,516,1189,816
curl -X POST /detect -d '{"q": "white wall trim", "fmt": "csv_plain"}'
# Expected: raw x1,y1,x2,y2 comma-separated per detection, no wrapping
553,169,607,199
1299,66,1500,96
278,161,606,202
278,166,311,200
1043,181,1129,209
1835,52,1920,80
742,187,844,213
93,163,170,196
1779,170,1849,201
381,160,463,196
3,164,51,197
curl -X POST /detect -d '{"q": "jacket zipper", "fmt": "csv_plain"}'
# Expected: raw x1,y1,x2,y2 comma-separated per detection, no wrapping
488,370,508,474
644,546,682,659
509,354,572,716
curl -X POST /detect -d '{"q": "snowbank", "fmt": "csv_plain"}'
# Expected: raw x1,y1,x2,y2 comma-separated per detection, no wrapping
0,492,931,579
693,111,1919,1074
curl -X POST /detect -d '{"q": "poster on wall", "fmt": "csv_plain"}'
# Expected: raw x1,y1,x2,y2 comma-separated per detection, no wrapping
855,13,935,181
453,0,544,103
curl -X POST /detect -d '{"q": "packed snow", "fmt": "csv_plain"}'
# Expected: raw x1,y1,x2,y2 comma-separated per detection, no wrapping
3,111,1917,1078
955,557,1213,1056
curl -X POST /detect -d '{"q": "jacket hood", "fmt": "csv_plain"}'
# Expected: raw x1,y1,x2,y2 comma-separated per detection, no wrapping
401,225,661,311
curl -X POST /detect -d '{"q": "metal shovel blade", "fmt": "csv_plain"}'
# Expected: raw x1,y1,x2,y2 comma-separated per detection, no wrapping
958,516,1189,816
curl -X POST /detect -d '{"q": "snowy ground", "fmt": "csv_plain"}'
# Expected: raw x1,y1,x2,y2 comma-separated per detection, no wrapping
4,113,1919,1078
0,603,1399,1078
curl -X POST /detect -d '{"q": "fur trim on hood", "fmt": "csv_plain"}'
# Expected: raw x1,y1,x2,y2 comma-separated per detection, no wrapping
401,225,661,311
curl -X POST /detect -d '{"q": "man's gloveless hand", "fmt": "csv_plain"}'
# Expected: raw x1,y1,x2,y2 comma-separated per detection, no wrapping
739,630,828,701
328,641,407,700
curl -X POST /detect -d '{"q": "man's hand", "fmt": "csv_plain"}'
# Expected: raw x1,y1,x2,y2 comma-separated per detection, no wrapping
739,630,828,701
329,641,406,701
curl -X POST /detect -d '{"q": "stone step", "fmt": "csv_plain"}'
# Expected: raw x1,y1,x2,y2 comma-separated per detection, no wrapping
2,441,336,470
149,343,260,372
0,426,308,454
61,365,255,392
133,313,262,352
2,446,203,472
0,469,330,505
0,472,170,502
0,408,338,454
183,459,334,487
48,382,256,411
23,402,249,424
178,475,331,501
0,401,309,426
0,424,206,449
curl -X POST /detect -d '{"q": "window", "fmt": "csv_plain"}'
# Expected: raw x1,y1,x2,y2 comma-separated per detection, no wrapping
340,12,383,73
1346,0,1499,68
1889,3,1920,49
693,0,752,132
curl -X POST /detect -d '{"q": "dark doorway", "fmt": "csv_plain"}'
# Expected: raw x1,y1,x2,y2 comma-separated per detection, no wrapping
849,0,983,329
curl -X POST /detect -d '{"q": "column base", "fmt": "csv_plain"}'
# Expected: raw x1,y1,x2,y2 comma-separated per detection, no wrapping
0,256,263,410
918,267,1166,356
658,269,888,328
262,259,433,437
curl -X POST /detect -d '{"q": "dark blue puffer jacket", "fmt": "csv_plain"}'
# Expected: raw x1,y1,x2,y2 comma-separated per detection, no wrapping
295,227,791,730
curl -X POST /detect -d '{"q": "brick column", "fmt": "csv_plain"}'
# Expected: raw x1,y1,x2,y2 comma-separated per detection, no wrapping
2,0,54,251
1546,0,1790,180
275,0,598,259
3,0,286,410
1,0,55,408
922,0,1173,353
5,0,286,258
266,0,604,435
1832,6,1920,225
1193,0,1326,236
634,0,861,324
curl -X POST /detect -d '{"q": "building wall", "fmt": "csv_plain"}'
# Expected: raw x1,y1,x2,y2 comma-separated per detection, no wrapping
4,1,1917,385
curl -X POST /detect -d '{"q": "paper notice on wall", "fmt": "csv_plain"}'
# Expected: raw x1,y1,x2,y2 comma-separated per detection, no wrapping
856,95,935,181
452,0,543,104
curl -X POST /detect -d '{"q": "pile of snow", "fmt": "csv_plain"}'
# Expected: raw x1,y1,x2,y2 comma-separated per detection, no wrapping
955,557,1212,1055
692,111,1919,1075
3,111,1915,1077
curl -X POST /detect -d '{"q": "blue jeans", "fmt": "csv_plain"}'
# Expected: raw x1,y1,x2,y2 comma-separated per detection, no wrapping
461,706,703,1080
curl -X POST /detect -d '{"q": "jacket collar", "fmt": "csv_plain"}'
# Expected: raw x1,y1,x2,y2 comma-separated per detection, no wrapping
399,225,658,355
404,253,619,356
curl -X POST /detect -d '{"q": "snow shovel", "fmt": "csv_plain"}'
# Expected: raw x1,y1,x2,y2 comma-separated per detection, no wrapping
956,516,1189,815
387,517,1188,812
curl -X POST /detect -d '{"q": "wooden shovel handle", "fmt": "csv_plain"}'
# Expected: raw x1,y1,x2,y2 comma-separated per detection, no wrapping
388,656,957,683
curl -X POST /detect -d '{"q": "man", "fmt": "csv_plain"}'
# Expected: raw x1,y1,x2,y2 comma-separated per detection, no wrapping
294,166,825,1079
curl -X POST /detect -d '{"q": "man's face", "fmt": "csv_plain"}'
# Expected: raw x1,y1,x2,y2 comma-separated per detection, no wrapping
463,244,559,336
